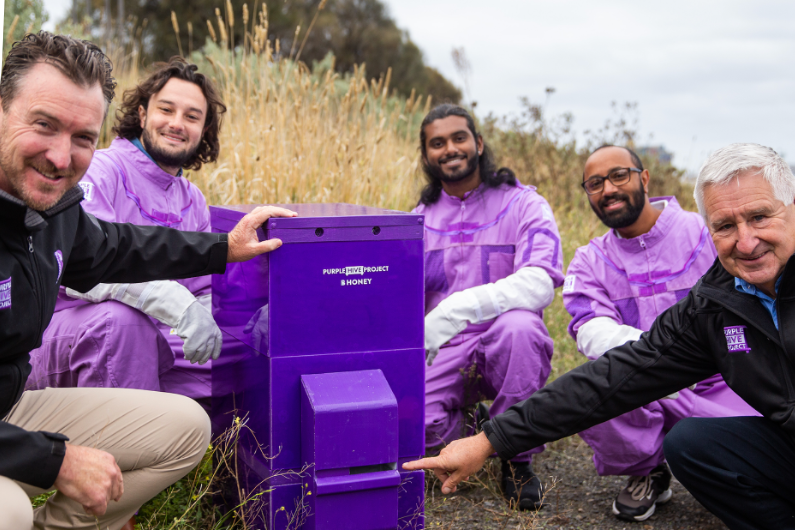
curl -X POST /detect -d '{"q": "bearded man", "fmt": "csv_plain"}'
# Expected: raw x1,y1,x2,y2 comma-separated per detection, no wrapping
414,104,564,510
0,32,293,529
563,145,759,522
26,58,225,407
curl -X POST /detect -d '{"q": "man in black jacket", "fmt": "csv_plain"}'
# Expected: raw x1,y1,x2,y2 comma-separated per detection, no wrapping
405,143,795,530
0,33,295,529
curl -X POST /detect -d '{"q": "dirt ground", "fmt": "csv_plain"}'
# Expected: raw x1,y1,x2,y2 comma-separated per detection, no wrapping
424,436,727,530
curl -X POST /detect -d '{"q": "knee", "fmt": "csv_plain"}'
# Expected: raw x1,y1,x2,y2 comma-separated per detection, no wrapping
493,310,548,341
160,393,212,458
664,417,710,475
0,477,33,530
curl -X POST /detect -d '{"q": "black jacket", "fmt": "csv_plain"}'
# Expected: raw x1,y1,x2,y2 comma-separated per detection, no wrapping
0,186,228,488
485,255,795,460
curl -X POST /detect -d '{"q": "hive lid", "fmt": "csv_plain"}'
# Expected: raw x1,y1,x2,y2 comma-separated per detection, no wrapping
211,203,423,229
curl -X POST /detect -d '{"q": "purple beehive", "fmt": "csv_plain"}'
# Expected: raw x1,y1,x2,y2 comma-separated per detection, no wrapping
210,204,425,530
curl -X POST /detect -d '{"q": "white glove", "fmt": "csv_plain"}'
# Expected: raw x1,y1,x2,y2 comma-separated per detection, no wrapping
176,301,223,364
66,281,222,364
576,316,684,399
424,267,555,366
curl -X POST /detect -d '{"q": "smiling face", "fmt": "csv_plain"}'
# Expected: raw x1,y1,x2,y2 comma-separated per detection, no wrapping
704,170,795,296
0,62,105,211
583,146,649,229
422,116,483,185
138,78,207,175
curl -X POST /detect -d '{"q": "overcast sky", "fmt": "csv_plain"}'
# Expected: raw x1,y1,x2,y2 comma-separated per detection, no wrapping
383,0,795,173
41,0,795,173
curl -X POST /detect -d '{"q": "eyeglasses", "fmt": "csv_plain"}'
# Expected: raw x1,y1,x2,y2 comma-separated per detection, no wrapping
581,167,642,195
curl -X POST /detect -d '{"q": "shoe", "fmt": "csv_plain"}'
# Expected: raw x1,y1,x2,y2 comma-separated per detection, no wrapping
501,460,544,511
612,463,673,522
120,515,136,530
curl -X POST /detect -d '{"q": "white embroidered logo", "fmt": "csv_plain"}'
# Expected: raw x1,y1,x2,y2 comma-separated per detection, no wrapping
563,275,576,293
78,182,94,202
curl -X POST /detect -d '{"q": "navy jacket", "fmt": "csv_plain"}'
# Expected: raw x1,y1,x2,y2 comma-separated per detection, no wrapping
0,186,227,488
485,256,794,459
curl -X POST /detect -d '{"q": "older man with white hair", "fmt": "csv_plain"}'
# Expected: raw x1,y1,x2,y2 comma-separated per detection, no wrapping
405,143,795,530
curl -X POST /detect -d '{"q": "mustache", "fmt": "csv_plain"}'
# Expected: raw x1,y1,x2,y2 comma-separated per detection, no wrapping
598,192,631,211
29,157,75,180
439,153,467,164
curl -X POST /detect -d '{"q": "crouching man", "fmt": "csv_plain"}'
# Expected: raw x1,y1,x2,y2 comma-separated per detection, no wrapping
27,57,226,407
565,145,759,521
0,32,295,529
415,104,563,510
406,143,795,530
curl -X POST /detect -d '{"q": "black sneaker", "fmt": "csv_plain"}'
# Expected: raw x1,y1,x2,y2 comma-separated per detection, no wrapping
501,460,545,511
612,463,673,522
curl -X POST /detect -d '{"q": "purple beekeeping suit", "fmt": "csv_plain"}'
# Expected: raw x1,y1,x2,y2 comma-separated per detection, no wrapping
27,137,213,399
414,183,564,462
563,197,760,476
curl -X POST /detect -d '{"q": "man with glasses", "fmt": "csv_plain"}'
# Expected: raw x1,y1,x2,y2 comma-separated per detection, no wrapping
562,145,758,521
26,58,226,412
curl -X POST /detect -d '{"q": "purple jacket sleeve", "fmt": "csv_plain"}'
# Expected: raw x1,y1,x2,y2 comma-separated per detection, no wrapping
514,193,564,288
563,246,624,340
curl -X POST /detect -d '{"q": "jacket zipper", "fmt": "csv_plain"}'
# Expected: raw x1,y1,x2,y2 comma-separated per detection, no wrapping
26,235,44,340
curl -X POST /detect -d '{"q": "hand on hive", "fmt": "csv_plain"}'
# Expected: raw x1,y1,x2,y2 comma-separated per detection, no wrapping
402,432,495,494
227,205,298,262
177,300,223,364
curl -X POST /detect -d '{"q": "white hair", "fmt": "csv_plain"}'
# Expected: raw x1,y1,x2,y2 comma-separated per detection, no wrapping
694,143,795,219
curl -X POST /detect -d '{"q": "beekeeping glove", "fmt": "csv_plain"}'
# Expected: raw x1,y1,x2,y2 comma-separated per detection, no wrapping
66,281,222,364
425,267,554,366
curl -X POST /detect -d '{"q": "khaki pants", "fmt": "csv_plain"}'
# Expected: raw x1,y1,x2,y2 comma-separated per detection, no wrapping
0,387,211,530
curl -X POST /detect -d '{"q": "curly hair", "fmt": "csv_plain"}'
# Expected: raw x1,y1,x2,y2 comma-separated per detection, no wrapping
418,103,516,206
1,31,116,113
112,57,226,171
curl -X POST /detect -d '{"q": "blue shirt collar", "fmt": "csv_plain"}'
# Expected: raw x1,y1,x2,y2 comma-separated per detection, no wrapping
734,275,783,299
131,137,183,178
734,274,783,329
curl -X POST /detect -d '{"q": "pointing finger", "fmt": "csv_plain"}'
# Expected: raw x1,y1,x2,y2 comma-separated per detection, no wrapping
402,457,442,471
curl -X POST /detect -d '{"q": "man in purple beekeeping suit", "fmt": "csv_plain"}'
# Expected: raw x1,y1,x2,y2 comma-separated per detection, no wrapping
563,145,760,522
27,58,227,409
413,104,564,510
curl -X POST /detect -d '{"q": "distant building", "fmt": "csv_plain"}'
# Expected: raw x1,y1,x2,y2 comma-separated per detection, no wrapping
637,145,673,165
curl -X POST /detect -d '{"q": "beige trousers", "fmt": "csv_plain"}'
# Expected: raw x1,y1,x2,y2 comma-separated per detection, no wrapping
0,387,211,530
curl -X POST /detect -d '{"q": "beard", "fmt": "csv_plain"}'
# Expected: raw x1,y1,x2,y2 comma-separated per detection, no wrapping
0,139,76,211
141,126,200,170
592,183,647,229
423,151,479,184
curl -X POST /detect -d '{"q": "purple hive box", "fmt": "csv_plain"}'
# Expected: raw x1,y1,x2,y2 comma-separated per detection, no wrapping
210,204,426,529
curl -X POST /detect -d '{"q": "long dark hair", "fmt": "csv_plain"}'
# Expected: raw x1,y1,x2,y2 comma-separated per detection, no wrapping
112,57,226,171
419,104,516,205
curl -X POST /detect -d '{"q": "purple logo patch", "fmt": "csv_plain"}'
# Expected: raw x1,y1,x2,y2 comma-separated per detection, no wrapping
54,250,64,283
0,278,11,310
724,325,751,353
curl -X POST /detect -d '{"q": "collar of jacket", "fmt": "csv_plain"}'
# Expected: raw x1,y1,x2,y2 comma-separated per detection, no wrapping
608,196,679,253
697,255,795,346
111,137,182,190
0,186,84,233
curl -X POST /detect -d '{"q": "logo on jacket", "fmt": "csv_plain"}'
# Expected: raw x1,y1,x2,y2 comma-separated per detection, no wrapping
0,278,10,310
724,325,751,353
54,250,64,283
78,181,94,202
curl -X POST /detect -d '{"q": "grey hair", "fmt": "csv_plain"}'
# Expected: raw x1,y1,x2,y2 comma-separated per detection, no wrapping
694,143,795,219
